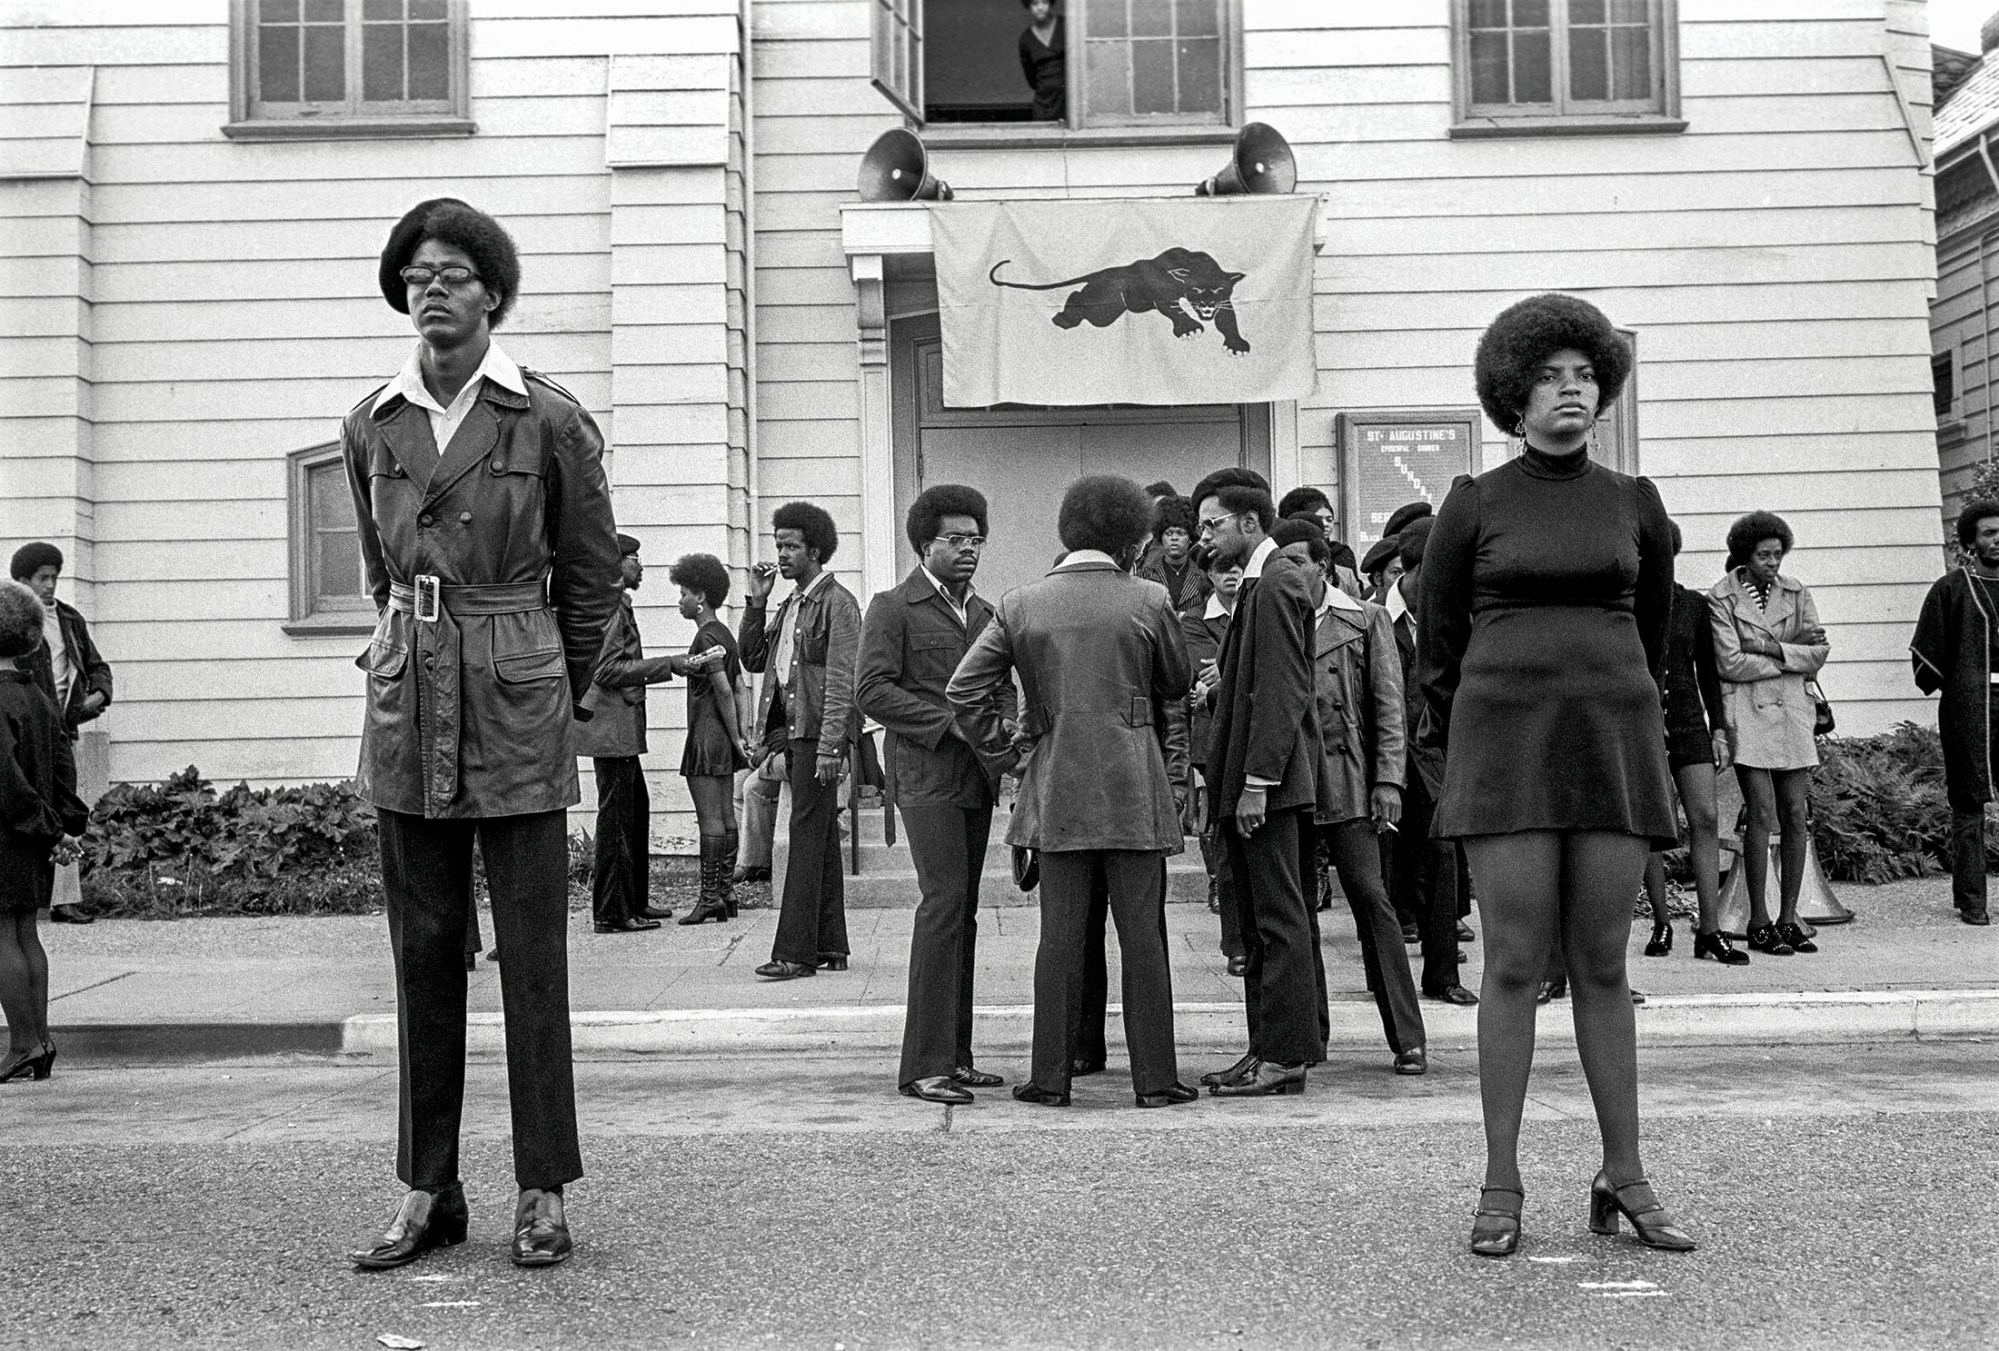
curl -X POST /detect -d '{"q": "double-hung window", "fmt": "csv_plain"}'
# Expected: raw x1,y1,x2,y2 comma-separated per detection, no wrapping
1451,0,1683,138
226,0,472,140
285,444,374,635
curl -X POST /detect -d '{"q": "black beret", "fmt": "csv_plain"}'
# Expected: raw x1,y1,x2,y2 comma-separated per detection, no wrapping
380,197,470,312
1382,502,1432,539
616,533,642,556
9,541,63,581
1269,517,1323,552
1361,535,1400,575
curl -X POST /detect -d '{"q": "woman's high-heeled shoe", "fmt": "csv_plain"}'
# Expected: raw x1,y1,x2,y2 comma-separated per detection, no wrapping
32,1040,56,1080
1775,920,1818,954
0,1047,38,1083
1693,929,1750,965
1470,1186,1523,1257
1746,923,1794,956
1588,1173,1696,1251
1643,921,1672,956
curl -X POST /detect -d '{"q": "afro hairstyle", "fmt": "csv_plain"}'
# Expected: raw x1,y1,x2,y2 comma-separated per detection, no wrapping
0,579,45,659
1272,515,1330,565
1397,516,1435,571
1277,486,1332,519
1957,498,1999,549
1151,494,1198,538
905,483,989,554
378,198,523,328
1725,510,1793,568
1667,518,1683,556
1189,467,1275,532
1143,480,1179,499
1473,293,1632,434
772,500,839,564
1057,475,1152,557
9,540,62,581
667,552,732,609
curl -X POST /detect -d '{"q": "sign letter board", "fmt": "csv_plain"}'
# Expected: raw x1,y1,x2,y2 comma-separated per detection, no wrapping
1336,408,1482,557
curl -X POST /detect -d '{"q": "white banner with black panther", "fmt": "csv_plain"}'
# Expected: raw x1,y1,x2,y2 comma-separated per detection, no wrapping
931,195,1318,408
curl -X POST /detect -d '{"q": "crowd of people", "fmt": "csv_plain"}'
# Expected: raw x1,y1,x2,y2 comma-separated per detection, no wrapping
1,199,1992,1272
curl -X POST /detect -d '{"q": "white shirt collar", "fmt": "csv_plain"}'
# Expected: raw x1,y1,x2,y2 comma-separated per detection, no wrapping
1241,536,1279,580
1316,582,1364,616
1054,549,1116,569
791,568,832,602
920,564,973,601
1385,580,1412,625
374,339,526,416
1204,591,1231,620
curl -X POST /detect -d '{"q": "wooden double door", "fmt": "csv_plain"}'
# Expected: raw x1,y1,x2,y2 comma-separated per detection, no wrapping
891,314,1271,601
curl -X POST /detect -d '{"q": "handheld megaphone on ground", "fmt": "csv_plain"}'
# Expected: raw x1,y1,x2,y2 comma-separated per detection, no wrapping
1193,122,1297,196
858,128,954,202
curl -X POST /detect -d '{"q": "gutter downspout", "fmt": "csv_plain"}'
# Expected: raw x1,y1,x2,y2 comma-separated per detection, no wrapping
741,0,761,574
1977,131,1999,466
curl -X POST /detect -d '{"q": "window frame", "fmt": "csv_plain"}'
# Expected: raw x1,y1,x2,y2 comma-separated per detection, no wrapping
1935,350,1958,421
225,0,474,142
1449,0,1684,141
885,0,1243,146
871,0,924,122
284,441,376,637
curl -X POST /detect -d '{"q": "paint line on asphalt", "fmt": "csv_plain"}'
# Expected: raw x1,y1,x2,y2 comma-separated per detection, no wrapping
49,970,137,1002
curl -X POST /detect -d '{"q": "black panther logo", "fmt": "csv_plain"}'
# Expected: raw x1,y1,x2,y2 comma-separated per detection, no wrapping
988,249,1251,355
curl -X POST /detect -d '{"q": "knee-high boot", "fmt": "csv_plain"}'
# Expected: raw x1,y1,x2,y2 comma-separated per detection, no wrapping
718,828,740,918
679,836,732,925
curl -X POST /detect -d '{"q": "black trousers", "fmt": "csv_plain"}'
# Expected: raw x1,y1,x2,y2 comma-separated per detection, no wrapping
1952,807,1991,915
377,808,581,1193
1321,818,1425,1054
897,802,994,1085
1068,860,1174,1067
1223,807,1328,1066
1393,774,1465,993
590,756,649,925
1033,850,1178,1095
773,737,849,965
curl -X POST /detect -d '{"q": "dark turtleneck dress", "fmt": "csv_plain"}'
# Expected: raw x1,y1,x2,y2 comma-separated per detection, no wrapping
1415,444,1678,847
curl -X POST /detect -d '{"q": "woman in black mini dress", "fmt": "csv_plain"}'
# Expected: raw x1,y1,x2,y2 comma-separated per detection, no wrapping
1419,294,1694,1257
670,554,752,925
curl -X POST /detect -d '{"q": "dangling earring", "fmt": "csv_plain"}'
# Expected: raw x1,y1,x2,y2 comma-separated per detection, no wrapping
1587,421,1602,457
1510,418,1527,456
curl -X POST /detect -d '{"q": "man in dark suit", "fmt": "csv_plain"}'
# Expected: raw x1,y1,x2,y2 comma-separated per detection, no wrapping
1386,518,1477,1005
1193,467,1324,1098
739,501,863,981
1183,548,1245,971
949,476,1196,1109
859,485,1017,1104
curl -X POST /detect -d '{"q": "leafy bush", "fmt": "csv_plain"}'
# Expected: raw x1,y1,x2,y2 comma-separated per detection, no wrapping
1806,722,1996,884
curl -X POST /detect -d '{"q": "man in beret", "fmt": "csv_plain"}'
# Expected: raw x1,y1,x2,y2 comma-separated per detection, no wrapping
10,542,113,924
344,198,622,1272
573,532,723,934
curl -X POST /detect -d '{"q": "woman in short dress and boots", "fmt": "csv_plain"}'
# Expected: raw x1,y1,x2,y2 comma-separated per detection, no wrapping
672,553,752,925
1419,294,1695,1258
1708,512,1829,958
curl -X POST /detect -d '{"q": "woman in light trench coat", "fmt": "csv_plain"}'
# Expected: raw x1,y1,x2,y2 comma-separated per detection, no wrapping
1708,510,1829,959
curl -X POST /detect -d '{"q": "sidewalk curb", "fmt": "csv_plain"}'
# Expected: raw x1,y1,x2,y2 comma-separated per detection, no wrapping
49,991,1997,1063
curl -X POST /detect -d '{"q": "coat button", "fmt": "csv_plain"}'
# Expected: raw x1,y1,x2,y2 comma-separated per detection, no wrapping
491,461,506,473
459,512,472,524
419,513,435,527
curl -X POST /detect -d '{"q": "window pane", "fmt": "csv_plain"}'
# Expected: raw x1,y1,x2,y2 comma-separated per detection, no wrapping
410,0,446,16
1470,29,1509,103
364,23,405,101
1607,0,1649,19
317,531,362,599
260,0,298,19
303,23,344,101
1611,24,1651,100
1093,0,1127,38
1177,36,1221,112
1513,28,1551,103
259,24,300,101
1569,25,1607,100
1175,0,1218,38
303,0,342,19
1571,0,1604,22
310,461,353,522
1513,0,1548,25
408,21,449,99
364,0,401,18
1087,41,1132,116
1132,38,1175,113
1131,0,1170,37
1468,0,1506,26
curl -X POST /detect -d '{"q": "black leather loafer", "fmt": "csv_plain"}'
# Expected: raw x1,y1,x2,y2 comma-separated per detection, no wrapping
1135,1082,1200,1108
1457,921,1476,943
1424,984,1479,1006
1011,1083,1070,1106
594,916,660,934
350,1183,469,1270
952,1066,1004,1088
1225,956,1249,977
511,1188,572,1268
754,960,816,980
1394,1047,1427,1076
1210,1060,1307,1097
900,1076,973,1105
816,954,849,971
635,905,676,921
1963,908,1992,926
1199,1051,1257,1088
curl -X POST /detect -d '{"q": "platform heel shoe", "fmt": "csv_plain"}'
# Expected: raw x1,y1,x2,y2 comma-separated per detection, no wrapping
1587,1173,1696,1251
678,837,731,925
1693,929,1750,965
1469,1186,1523,1258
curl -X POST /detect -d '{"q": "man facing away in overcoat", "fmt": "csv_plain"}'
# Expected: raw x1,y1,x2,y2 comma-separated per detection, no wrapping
859,485,1018,1104
343,199,623,1271
1912,497,1999,927
1193,467,1326,1099
948,475,1197,1109
738,500,863,980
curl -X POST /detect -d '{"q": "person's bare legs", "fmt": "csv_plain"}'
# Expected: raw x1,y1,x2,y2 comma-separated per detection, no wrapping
687,774,738,836
0,910,50,1072
1462,831,1563,1196
1642,854,1671,927
1735,765,1777,929
1771,768,1811,927
1676,763,1723,935
1558,831,1652,1183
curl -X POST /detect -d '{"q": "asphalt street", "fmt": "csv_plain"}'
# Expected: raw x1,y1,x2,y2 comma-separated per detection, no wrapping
4,1043,1994,1351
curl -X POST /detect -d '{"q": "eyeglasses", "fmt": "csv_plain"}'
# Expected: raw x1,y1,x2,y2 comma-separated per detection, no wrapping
1197,515,1236,534
933,534,986,550
400,265,482,288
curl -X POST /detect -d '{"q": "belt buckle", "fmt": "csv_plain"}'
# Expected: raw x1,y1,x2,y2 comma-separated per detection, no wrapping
414,574,442,623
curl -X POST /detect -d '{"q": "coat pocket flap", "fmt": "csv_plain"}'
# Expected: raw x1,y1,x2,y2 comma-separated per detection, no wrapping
357,616,408,678
494,645,566,684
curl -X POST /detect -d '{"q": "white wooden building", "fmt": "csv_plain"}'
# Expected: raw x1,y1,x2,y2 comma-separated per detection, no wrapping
0,0,1945,841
